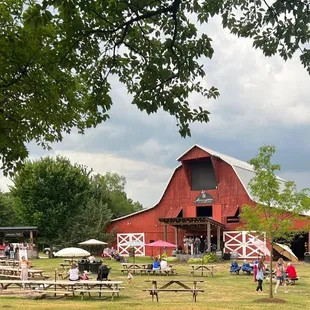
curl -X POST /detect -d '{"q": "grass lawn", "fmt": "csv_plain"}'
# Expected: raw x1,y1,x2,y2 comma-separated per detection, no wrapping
1,255,310,310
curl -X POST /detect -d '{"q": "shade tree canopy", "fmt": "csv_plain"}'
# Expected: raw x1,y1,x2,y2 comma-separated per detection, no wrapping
1,0,309,174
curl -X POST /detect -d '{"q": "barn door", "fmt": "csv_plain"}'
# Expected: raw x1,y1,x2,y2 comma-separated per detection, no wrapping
223,231,266,259
117,233,145,256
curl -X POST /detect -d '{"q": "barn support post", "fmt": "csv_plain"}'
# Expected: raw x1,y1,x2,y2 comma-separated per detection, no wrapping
308,231,310,252
207,222,211,252
163,224,168,254
217,226,221,250
175,227,178,248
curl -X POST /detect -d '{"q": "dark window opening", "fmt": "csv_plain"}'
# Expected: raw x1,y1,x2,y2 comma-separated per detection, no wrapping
177,210,183,218
189,158,217,190
226,208,240,223
196,206,212,217
149,240,155,243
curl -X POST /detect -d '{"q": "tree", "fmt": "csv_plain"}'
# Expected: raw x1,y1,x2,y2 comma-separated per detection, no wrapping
11,156,91,255
240,145,310,299
90,173,143,219
64,198,114,246
1,0,309,174
0,191,18,226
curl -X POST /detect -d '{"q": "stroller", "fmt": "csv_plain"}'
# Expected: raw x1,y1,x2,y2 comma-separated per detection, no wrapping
97,264,111,281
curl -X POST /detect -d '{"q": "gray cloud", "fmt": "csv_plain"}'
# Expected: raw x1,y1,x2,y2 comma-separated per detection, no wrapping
1,16,309,206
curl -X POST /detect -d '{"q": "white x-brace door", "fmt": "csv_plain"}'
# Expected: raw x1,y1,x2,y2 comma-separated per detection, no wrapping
117,233,145,256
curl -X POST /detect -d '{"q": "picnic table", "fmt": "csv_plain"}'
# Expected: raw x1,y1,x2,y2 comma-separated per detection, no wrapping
121,263,176,275
0,260,19,267
0,266,47,279
0,279,123,300
74,280,122,300
63,259,78,264
143,279,204,302
189,265,216,277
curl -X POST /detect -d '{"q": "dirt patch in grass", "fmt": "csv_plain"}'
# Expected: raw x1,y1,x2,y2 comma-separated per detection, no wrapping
254,298,286,303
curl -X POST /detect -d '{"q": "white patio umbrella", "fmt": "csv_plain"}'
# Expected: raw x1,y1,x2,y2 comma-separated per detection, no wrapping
54,247,90,258
125,240,145,265
274,243,298,262
78,239,108,246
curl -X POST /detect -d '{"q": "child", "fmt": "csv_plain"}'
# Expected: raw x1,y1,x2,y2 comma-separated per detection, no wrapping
255,260,265,293
82,270,89,280
127,271,133,283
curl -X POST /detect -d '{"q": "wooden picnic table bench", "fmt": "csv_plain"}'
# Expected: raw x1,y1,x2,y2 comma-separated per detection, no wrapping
143,279,204,302
189,265,215,277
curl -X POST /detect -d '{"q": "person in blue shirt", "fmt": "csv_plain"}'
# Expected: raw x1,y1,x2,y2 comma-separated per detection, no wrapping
153,257,160,270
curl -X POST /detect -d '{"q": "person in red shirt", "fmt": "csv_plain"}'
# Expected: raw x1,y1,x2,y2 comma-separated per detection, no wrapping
286,262,297,284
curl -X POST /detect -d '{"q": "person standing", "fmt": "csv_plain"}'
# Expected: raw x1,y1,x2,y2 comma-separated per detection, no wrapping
274,258,288,294
255,260,265,293
183,236,189,254
18,256,30,289
9,244,14,259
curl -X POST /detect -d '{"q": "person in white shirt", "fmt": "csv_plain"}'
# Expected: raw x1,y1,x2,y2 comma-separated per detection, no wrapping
68,263,80,281
88,254,96,262
160,258,171,271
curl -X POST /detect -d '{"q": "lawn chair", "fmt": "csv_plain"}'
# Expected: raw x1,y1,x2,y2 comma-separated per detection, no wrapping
230,261,241,274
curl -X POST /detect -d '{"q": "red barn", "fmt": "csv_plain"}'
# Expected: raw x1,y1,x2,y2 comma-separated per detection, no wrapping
107,145,310,260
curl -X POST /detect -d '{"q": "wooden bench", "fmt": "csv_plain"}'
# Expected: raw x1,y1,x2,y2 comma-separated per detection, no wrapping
149,269,177,276
120,268,150,275
74,289,120,300
287,277,298,285
35,290,73,298
0,275,20,279
143,288,204,302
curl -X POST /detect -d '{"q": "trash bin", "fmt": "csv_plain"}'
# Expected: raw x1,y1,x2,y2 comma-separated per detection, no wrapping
78,261,89,272
223,253,231,260
230,251,238,259
304,252,310,263
89,261,102,274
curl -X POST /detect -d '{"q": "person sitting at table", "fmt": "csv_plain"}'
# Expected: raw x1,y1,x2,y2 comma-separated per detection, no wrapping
153,257,160,270
160,258,171,272
68,263,80,281
18,256,31,288
101,247,112,259
241,259,253,274
230,260,241,274
97,264,110,281
286,262,298,284
88,254,96,263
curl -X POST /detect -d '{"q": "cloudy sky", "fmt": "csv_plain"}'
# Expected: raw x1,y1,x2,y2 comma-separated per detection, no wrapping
1,16,310,207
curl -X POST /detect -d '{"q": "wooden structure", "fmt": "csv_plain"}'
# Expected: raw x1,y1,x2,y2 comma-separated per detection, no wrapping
107,145,310,259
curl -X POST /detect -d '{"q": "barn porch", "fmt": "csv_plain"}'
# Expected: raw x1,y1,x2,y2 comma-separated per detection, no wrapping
158,217,226,253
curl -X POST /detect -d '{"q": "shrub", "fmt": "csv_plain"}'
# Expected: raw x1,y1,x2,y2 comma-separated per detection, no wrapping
187,258,203,264
166,257,179,263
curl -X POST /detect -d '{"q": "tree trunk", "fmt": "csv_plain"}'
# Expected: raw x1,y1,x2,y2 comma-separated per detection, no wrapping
49,244,53,259
269,241,273,298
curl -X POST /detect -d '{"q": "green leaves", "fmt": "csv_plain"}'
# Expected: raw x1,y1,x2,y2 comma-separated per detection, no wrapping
1,0,309,175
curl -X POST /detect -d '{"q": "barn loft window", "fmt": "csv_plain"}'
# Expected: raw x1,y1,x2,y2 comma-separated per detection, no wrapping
196,206,212,217
189,158,217,190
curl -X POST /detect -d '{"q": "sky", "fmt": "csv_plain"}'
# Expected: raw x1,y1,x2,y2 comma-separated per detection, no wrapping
1,16,310,208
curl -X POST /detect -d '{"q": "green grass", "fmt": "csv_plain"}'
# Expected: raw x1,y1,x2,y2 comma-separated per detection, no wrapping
1,256,310,310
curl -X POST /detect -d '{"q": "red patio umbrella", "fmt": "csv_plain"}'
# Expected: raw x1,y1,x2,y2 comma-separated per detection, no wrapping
145,240,177,248
145,240,177,257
